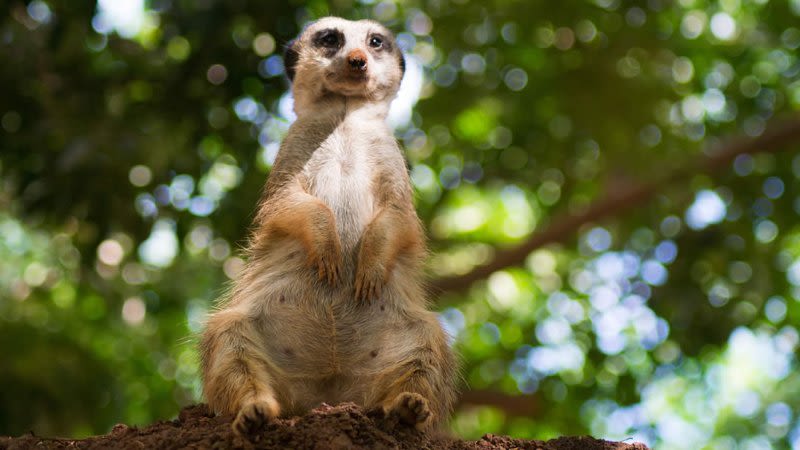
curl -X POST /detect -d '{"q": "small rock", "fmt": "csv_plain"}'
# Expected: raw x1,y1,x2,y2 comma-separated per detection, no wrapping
111,424,129,435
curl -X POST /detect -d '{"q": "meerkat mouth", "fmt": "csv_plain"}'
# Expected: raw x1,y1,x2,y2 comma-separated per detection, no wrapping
344,72,368,82
327,70,368,81
325,71,369,92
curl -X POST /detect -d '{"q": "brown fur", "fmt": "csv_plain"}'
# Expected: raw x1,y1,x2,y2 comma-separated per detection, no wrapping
200,17,457,436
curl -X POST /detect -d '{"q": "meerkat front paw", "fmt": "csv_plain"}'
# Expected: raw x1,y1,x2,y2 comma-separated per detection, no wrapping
385,392,433,430
354,263,386,302
232,398,280,437
307,234,343,286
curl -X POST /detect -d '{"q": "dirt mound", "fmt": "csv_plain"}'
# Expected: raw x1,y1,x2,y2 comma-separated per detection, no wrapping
1,403,649,449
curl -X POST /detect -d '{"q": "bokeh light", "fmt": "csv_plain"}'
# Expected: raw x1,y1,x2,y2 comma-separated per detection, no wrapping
3,1,800,447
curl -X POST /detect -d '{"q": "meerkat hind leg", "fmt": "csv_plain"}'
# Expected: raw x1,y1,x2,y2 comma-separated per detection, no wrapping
201,309,281,436
373,357,450,430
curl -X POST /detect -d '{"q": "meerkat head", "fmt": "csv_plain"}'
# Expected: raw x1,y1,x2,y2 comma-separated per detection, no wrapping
284,17,406,115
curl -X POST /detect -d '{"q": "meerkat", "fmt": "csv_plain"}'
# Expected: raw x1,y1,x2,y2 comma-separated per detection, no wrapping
200,17,457,436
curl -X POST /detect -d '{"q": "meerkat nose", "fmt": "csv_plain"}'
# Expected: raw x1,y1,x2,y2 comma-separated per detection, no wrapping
347,49,368,71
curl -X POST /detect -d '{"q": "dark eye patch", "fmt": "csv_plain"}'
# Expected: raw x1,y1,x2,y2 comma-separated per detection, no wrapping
312,28,344,54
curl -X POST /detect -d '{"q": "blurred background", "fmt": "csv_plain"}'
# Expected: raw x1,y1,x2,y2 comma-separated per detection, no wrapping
2,0,800,448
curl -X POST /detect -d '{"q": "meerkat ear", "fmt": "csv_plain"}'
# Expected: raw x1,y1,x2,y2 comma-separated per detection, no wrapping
398,52,406,77
284,40,300,82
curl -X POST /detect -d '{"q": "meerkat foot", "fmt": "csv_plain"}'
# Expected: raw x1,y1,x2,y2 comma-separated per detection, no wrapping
385,392,433,429
354,264,385,302
232,398,279,437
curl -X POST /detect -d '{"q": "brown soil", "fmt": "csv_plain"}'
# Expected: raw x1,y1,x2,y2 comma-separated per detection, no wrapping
1,403,649,450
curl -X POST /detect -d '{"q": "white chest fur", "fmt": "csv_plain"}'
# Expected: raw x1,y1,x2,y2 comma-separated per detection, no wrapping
303,118,377,251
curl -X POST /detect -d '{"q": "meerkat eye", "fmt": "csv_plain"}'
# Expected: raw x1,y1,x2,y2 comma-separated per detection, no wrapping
315,29,343,49
369,36,383,49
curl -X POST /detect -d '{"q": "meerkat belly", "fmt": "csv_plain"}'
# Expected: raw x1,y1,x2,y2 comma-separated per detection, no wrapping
256,259,422,399
261,282,415,373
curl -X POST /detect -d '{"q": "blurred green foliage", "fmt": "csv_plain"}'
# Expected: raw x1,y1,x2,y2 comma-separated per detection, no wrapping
2,0,800,448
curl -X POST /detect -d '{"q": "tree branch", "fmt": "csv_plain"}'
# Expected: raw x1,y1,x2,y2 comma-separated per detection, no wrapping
431,116,800,294
458,389,539,418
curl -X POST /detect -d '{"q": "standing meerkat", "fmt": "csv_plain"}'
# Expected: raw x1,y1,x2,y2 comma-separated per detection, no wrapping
200,17,457,436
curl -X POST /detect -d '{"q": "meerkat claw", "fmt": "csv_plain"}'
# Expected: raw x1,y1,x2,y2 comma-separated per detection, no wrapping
355,267,384,302
310,247,341,287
